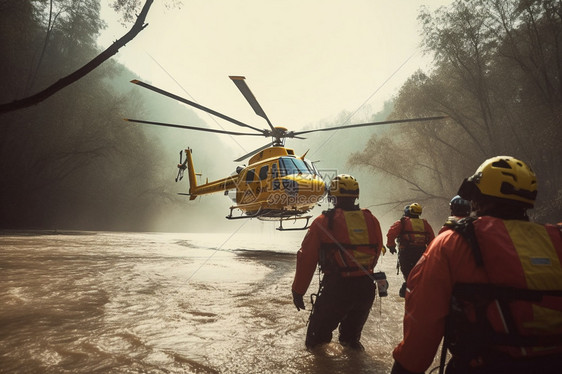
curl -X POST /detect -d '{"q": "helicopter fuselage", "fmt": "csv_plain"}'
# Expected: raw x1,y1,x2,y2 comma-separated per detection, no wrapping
184,146,326,219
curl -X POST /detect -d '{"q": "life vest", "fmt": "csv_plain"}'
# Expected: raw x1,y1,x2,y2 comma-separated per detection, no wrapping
445,217,562,370
399,216,431,248
319,209,380,277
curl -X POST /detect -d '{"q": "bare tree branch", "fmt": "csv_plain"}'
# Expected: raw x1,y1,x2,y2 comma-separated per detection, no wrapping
0,0,154,115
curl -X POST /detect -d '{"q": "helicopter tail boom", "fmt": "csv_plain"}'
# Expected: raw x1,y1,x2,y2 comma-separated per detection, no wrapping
184,148,198,200
183,148,237,200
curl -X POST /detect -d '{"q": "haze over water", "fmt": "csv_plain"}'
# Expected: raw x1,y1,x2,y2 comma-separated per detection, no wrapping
0,231,443,373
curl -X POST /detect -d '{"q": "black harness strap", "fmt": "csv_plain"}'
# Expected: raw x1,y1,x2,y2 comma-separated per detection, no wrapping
451,217,483,267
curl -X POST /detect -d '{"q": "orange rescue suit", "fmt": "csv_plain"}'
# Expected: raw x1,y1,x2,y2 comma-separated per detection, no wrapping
386,216,435,249
392,216,562,373
292,208,383,295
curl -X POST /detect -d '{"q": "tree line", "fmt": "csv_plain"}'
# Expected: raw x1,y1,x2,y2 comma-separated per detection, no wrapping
0,0,211,231
349,0,562,224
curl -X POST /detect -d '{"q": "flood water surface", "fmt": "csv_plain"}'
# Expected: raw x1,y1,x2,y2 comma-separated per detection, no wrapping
0,230,429,373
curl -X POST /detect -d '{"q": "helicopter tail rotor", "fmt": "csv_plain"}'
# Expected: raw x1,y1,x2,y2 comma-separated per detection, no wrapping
176,149,188,182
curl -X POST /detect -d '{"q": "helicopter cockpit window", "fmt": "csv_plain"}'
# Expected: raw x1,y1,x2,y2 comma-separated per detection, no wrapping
246,169,256,182
279,157,310,176
259,165,269,180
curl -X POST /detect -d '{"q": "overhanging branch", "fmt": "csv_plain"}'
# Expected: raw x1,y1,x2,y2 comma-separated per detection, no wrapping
0,0,154,115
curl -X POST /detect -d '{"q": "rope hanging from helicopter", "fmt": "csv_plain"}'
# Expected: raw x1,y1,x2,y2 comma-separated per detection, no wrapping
185,219,251,283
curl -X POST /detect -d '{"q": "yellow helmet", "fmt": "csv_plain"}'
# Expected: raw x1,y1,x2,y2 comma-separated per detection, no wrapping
458,156,537,207
329,174,359,198
409,203,423,215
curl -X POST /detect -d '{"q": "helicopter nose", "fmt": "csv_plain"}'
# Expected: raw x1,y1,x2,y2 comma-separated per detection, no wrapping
303,178,326,195
317,179,327,194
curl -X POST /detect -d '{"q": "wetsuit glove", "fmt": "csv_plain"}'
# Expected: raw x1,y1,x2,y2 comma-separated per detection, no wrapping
292,290,305,311
388,245,397,254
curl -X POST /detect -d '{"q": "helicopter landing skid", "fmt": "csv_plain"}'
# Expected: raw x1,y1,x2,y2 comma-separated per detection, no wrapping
225,206,311,231
276,215,312,231
225,206,263,220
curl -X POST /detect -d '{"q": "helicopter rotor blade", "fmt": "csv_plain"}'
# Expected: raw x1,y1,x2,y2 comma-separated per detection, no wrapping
124,118,266,137
292,116,448,136
229,76,276,131
234,142,276,162
130,80,265,134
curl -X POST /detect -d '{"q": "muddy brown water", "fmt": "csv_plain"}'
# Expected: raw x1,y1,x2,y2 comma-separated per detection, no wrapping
0,230,444,373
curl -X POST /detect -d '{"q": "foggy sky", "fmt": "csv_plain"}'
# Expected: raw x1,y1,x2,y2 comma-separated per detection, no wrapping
99,1,453,136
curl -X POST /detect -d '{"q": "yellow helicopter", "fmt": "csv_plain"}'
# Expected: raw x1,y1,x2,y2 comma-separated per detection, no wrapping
125,76,445,230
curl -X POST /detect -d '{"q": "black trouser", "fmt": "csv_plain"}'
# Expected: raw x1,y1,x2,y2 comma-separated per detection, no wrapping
305,274,375,348
398,246,426,281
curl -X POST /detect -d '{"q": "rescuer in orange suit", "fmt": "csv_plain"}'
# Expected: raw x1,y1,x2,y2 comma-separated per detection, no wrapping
291,174,384,351
391,156,562,374
386,203,435,297
437,195,472,235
